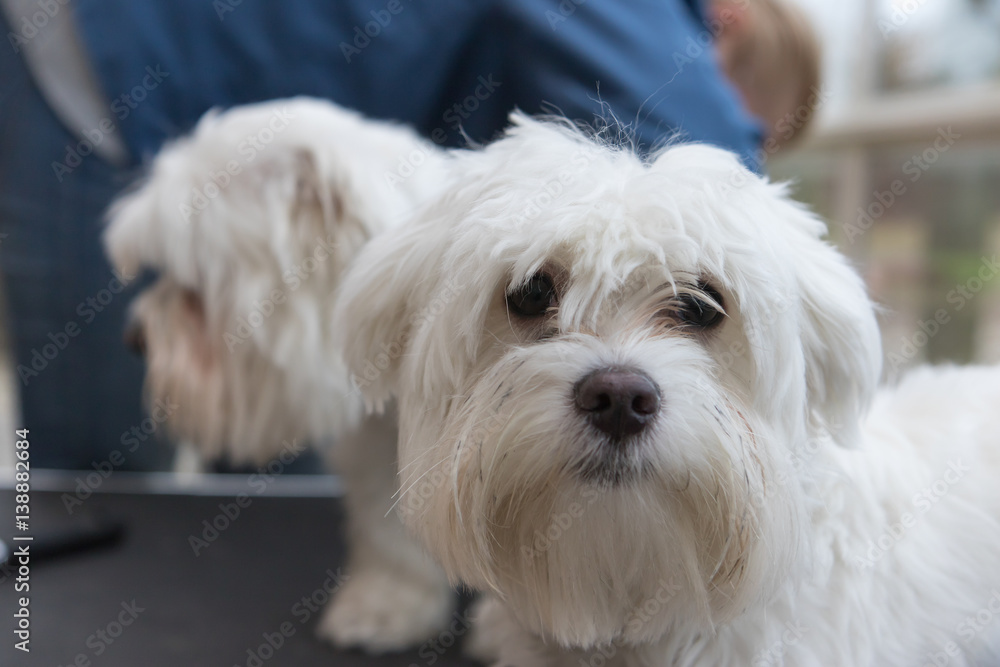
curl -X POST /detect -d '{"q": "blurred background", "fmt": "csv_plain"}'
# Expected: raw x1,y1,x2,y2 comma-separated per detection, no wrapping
772,0,1000,377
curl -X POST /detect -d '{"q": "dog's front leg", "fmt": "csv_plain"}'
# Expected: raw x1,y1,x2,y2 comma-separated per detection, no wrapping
317,412,455,653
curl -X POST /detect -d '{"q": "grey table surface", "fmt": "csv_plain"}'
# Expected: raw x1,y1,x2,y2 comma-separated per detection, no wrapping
0,487,480,667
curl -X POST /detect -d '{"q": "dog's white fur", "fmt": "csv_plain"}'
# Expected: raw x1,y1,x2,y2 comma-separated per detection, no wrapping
335,115,1000,666
103,98,456,652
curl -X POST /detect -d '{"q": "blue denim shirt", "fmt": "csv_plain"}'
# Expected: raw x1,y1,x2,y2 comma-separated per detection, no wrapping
73,0,763,167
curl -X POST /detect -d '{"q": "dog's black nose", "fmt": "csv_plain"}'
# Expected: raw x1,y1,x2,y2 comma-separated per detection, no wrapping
123,320,146,358
574,368,660,440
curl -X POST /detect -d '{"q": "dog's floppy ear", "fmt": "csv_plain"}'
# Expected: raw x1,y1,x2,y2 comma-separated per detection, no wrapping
335,215,451,410
104,139,354,292
650,145,880,448
104,99,420,297
781,197,882,448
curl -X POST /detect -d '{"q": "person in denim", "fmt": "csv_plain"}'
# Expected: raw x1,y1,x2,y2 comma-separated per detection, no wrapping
0,0,761,468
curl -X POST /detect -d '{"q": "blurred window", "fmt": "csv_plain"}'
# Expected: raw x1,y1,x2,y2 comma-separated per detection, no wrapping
773,0,1000,375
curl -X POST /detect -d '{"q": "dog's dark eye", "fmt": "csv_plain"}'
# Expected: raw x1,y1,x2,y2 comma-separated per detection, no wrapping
675,284,725,329
508,273,556,317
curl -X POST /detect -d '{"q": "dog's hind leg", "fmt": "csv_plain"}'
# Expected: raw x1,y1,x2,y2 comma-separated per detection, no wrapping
318,411,455,653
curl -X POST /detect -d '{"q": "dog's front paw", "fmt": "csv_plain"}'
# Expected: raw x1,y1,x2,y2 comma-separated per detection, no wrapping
317,567,454,653
464,597,554,667
463,596,506,663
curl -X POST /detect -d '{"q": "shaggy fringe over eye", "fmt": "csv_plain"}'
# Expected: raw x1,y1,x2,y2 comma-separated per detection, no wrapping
616,279,727,335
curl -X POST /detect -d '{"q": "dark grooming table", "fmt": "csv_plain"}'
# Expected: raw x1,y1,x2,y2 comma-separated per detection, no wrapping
0,483,480,667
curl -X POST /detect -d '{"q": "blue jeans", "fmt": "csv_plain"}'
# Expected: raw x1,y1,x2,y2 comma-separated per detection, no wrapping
0,10,166,470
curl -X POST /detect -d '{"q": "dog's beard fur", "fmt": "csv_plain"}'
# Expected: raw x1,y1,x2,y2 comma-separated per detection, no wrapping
396,308,803,648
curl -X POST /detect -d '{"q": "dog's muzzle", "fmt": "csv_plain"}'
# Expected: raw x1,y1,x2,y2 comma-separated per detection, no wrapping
574,367,660,442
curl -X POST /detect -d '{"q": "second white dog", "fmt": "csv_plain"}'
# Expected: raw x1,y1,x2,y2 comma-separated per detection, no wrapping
104,98,457,652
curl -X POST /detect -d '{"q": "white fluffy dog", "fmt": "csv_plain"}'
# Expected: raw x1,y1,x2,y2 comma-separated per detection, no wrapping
335,115,1000,666
103,98,458,651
